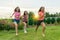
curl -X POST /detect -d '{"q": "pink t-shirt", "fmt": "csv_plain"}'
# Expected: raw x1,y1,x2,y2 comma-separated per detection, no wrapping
38,12,44,20
23,15,28,22
14,12,20,20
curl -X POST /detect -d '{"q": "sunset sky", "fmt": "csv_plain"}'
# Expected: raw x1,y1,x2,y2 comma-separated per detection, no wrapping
0,0,60,18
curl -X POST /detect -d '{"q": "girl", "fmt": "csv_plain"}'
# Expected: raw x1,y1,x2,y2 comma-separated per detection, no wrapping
11,7,21,35
22,11,28,33
35,7,46,37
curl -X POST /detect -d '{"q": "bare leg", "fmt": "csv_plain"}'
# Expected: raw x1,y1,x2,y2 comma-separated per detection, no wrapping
35,25,40,32
41,22,46,37
23,22,27,33
14,22,18,35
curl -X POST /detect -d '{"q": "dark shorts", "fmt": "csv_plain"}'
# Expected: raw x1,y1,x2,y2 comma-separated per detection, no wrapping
13,19,20,24
23,21,27,23
37,20,44,26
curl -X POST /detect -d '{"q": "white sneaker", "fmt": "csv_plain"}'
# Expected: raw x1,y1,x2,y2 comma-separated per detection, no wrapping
24,31,27,33
16,33,18,36
42,33,45,37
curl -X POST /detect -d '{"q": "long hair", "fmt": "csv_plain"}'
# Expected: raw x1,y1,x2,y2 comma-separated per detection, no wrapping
24,11,28,15
14,7,20,12
38,7,45,12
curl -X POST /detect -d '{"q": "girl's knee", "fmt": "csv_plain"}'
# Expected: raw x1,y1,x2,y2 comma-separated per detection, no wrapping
41,22,45,27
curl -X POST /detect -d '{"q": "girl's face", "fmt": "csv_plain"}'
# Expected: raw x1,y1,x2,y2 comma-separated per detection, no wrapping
14,7,20,12
16,7,19,12
41,7,45,12
24,11,28,15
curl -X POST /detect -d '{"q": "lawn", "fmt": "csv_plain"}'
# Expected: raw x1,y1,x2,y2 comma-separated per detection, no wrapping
0,25,60,40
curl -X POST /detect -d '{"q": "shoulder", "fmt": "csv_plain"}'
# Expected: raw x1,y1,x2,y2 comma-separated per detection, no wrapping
38,12,42,14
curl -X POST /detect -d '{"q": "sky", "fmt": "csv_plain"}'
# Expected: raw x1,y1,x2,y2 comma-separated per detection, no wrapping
0,0,60,18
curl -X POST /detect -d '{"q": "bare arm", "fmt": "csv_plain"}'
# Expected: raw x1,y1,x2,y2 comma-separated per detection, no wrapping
11,13,14,17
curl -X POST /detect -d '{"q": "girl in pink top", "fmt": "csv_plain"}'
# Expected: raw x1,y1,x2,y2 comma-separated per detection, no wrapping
35,7,46,37
22,11,28,33
11,7,21,35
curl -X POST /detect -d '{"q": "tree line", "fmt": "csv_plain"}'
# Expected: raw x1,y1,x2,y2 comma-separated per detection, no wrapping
28,12,60,25
0,11,60,30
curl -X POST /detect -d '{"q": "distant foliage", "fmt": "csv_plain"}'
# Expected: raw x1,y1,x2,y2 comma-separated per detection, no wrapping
0,19,24,30
46,17,51,24
0,12,60,30
51,17,55,24
28,11,35,25
57,17,60,23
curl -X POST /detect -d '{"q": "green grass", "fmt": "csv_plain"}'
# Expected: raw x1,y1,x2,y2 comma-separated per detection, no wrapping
0,25,60,40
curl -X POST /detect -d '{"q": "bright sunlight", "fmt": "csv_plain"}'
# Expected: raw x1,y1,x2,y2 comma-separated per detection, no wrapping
34,14,39,19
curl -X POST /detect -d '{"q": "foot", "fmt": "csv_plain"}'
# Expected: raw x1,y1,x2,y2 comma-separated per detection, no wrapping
24,31,27,33
42,33,45,37
16,33,18,36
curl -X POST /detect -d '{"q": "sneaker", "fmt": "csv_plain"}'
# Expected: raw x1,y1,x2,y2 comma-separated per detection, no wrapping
16,33,18,36
24,31,27,33
42,33,45,37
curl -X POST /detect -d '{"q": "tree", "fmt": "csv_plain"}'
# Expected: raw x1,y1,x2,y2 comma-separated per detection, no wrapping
58,12,60,17
51,17,55,24
46,17,51,24
55,12,59,17
57,17,60,23
45,12,50,18
28,11,35,25
50,14,53,17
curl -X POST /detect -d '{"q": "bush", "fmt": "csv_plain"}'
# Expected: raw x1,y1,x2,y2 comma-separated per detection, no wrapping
0,23,4,30
4,24,11,31
57,17,60,23
0,19,8,30
18,21,24,30
7,22,15,30
51,17,55,24
46,17,51,24
7,21,24,30
0,19,24,30
28,19,33,25
44,18,47,23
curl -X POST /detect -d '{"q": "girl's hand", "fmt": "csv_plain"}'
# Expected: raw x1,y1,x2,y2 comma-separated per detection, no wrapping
10,16,12,18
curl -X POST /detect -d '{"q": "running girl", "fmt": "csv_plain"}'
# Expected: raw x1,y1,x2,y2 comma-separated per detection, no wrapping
22,11,28,33
35,7,46,37
11,7,21,35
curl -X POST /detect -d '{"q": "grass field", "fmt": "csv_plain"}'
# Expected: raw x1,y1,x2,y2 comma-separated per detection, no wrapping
0,25,60,40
